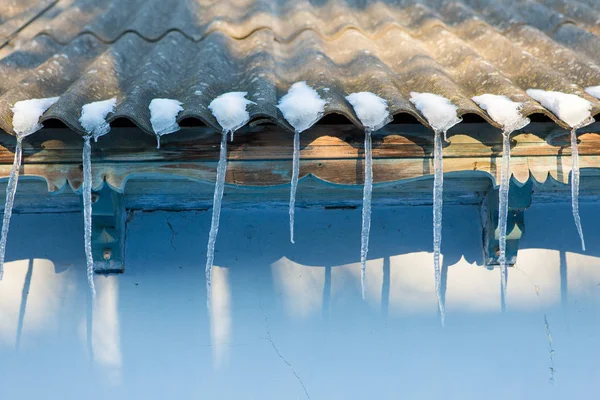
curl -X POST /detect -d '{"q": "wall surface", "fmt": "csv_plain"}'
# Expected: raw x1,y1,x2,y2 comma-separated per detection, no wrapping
0,201,599,399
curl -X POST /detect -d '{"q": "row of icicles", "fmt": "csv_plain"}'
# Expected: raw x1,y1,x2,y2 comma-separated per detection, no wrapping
0,86,596,327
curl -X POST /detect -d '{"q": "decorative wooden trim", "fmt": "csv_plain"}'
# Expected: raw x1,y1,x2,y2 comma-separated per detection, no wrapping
0,123,599,193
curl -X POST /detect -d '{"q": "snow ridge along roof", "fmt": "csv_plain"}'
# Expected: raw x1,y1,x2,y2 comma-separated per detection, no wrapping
0,0,599,135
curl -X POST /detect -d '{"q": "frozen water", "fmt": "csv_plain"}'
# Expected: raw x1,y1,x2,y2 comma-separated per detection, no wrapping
473,94,530,311
526,89,592,128
205,130,229,309
432,129,445,326
1,97,58,279
79,98,116,140
345,92,390,298
278,82,327,243
345,92,391,131
82,136,96,297
360,129,373,299
11,97,58,137
526,90,593,251
472,94,530,132
208,92,255,134
289,131,300,244
0,139,22,280
79,99,116,297
410,93,461,326
584,86,600,99
149,98,183,149
409,92,461,141
277,82,326,133
571,128,585,251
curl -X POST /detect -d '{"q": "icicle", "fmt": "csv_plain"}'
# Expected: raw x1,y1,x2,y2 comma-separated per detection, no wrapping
498,130,511,312
206,130,229,309
433,129,445,326
570,128,585,251
1,96,59,280
0,138,23,280
471,93,530,312
277,83,327,244
360,128,373,300
149,98,183,150
82,136,96,297
289,130,300,244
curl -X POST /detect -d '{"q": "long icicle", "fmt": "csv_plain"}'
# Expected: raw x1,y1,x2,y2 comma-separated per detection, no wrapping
570,128,585,251
498,130,511,312
433,129,445,326
82,136,96,297
289,130,300,244
206,130,229,309
360,128,373,300
0,137,23,280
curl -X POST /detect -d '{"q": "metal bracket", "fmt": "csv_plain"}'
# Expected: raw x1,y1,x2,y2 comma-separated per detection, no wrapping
482,179,533,268
92,185,126,274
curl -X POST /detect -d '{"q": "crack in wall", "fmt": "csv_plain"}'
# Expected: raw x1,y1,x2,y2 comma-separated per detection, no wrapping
259,303,311,400
544,314,556,385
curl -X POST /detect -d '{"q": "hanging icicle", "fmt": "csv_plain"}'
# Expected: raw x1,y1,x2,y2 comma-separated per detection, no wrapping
526,89,594,252
289,130,300,244
0,97,59,280
277,82,327,243
432,128,445,323
205,129,229,309
345,92,390,299
472,93,530,312
206,92,254,308
149,98,183,149
82,136,96,297
79,98,117,297
570,128,585,251
410,92,461,326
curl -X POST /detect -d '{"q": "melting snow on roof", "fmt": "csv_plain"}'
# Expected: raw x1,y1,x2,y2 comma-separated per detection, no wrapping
277,82,327,133
472,94,530,132
79,98,117,139
149,98,183,136
11,97,59,137
345,92,390,132
526,89,593,128
208,92,255,133
585,86,600,100
409,92,461,133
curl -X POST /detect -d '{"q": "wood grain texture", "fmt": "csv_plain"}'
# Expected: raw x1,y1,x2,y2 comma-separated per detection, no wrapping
0,123,599,193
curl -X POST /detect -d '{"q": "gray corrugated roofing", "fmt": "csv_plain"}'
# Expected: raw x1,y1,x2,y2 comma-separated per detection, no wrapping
0,0,599,135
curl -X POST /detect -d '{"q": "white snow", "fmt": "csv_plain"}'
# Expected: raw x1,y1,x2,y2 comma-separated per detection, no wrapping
409,92,461,134
409,92,459,326
526,89,593,128
208,92,255,133
346,92,390,132
149,98,183,148
472,94,530,132
472,94,531,311
584,86,600,99
11,97,59,137
277,82,327,133
79,98,116,140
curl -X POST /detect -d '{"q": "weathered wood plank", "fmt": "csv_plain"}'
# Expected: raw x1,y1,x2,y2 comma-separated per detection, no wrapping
0,123,598,191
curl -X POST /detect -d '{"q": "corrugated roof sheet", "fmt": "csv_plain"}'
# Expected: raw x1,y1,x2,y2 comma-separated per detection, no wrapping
0,0,599,135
